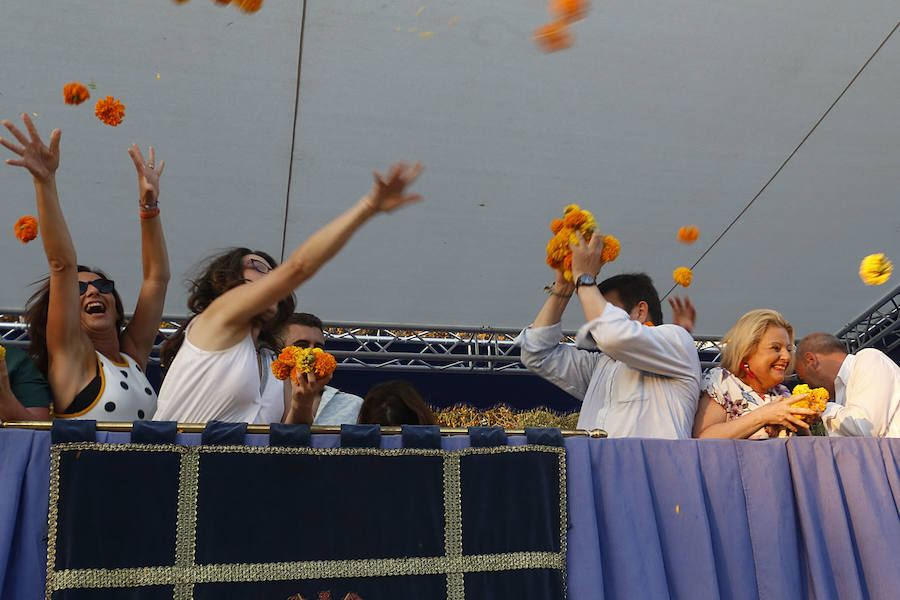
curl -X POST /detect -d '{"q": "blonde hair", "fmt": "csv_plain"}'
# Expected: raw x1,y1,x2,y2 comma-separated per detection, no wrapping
720,309,794,375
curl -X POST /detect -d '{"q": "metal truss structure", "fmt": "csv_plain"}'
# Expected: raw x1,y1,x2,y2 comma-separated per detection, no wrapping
835,283,900,355
0,314,725,374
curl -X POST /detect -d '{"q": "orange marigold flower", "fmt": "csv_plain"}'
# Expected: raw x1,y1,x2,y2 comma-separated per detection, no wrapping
563,254,573,272
673,267,692,287
643,321,655,327
270,360,292,381
532,20,573,53
600,235,620,263
549,0,589,23
94,96,125,126
677,225,699,244
563,210,588,228
312,348,338,377
550,218,565,234
63,82,90,105
14,215,39,243
235,0,263,13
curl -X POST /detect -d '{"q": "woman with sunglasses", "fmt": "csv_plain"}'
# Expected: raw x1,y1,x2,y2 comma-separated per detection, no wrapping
2,114,169,420
154,161,423,424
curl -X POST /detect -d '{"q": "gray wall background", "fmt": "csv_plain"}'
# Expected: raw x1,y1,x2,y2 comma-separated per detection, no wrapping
1,1,898,336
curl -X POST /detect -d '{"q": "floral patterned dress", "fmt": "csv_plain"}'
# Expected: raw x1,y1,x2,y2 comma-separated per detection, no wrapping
702,367,791,439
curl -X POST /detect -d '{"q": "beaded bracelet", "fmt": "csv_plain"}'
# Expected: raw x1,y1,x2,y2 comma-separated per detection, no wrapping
543,283,573,298
139,201,160,219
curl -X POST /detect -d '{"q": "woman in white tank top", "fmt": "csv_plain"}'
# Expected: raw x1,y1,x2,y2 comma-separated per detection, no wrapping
3,114,169,419
155,161,424,424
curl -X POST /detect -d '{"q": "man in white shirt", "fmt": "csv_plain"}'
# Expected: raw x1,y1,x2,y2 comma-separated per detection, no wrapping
516,233,701,438
795,333,900,437
278,313,363,425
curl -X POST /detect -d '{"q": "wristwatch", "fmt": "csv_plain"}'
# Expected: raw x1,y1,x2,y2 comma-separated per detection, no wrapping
574,273,596,291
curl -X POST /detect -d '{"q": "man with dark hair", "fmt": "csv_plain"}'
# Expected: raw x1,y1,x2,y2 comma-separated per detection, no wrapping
517,234,701,437
278,313,363,425
795,333,900,437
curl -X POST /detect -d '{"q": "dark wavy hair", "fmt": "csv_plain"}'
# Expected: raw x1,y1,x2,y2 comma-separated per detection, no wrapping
25,265,126,376
160,248,296,367
597,272,664,326
358,380,437,426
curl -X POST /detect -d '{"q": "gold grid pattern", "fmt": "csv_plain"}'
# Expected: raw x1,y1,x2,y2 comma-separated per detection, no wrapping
46,443,567,600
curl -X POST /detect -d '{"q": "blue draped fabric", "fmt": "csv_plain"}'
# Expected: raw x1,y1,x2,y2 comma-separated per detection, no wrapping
4,432,900,599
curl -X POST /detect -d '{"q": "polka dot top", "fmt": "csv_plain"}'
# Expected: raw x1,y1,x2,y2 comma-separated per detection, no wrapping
56,352,158,421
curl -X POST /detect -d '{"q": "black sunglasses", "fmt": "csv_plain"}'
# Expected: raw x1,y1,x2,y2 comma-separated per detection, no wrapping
79,278,115,295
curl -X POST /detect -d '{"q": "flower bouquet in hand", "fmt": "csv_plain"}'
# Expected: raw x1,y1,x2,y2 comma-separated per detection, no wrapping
776,384,829,437
545,204,619,282
271,346,337,384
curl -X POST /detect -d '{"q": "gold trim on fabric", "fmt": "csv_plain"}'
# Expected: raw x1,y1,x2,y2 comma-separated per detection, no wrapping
46,442,567,599
51,551,565,588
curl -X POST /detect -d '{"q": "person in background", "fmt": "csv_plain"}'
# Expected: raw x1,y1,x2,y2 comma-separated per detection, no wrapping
358,380,437,426
278,312,364,425
0,346,52,421
154,161,423,424
795,333,900,437
693,309,815,438
517,230,701,438
2,114,169,421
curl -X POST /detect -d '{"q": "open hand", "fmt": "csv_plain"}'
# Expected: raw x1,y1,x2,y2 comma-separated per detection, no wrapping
127,144,165,204
1,114,60,183
669,295,696,333
364,161,424,213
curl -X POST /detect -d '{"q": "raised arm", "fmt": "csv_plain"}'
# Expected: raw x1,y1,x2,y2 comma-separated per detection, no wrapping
1,115,94,398
119,144,170,370
189,161,424,351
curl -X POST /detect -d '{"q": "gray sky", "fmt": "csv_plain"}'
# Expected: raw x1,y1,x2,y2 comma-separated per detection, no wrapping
2,1,897,337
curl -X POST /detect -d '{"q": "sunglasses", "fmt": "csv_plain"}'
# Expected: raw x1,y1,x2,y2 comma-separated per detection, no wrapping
244,257,272,274
78,278,115,295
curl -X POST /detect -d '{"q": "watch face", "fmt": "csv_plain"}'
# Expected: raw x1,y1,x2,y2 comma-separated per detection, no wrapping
576,274,596,288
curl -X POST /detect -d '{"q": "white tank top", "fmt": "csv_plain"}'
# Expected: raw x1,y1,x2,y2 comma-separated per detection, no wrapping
57,352,158,421
154,324,285,424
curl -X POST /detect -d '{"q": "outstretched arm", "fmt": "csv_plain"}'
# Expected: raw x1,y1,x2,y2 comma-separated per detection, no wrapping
1,115,94,406
119,144,170,370
189,161,424,351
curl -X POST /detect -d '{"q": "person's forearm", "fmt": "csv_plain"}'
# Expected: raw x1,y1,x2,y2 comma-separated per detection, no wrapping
696,411,767,439
533,284,574,328
139,212,170,284
281,198,376,284
34,178,77,272
822,403,875,437
284,398,317,424
0,391,40,422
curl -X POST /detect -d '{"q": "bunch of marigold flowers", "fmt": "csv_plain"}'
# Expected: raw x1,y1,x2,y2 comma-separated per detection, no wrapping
790,384,829,417
271,346,337,385
545,204,620,282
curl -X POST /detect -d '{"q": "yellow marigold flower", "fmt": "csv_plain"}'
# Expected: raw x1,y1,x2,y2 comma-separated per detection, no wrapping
14,215,39,243
859,253,893,286
792,384,829,413
270,360,291,381
62,82,90,105
0,345,5,361
563,204,580,214
673,267,692,287
677,225,699,244
563,269,573,282
94,96,125,126
600,235,620,263
312,348,338,377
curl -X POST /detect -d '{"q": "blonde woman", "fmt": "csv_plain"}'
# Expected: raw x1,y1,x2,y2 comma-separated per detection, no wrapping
693,309,815,439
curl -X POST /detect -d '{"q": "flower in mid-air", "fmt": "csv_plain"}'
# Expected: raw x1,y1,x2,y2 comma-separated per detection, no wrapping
14,216,39,243
677,225,699,244
859,253,892,286
94,96,125,126
63,82,90,105
673,267,692,287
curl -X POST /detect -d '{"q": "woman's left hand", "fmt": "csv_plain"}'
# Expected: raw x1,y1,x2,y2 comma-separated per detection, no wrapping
127,144,164,204
363,161,424,213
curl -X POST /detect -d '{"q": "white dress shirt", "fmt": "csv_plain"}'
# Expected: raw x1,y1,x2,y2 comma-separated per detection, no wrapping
314,386,364,425
516,303,701,438
823,349,900,437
